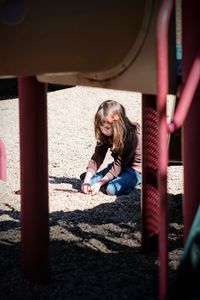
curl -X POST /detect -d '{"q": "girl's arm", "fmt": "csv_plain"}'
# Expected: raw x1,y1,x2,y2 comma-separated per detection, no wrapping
90,158,122,195
86,143,109,175
82,172,110,195
104,158,122,181
89,175,110,195
81,171,93,194
82,143,109,194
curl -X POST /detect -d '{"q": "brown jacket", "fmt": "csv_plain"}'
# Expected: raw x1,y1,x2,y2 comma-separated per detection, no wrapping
86,128,141,181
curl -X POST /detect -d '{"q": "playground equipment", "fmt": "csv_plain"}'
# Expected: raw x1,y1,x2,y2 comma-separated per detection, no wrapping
0,1,200,299
0,138,6,181
0,1,176,95
167,205,200,299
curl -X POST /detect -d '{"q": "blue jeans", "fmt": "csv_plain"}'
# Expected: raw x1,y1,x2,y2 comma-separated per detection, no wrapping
90,163,142,196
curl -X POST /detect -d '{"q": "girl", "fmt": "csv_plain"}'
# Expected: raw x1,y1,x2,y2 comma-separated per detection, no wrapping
81,100,141,196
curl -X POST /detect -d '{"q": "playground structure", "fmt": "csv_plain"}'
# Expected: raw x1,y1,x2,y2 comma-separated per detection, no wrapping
0,137,6,181
168,204,200,299
0,1,200,299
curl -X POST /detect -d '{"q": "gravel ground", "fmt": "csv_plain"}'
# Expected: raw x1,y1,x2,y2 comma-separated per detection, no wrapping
0,86,183,299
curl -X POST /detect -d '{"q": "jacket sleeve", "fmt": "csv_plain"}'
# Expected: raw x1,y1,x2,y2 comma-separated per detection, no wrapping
104,157,122,180
86,143,109,176
105,131,142,180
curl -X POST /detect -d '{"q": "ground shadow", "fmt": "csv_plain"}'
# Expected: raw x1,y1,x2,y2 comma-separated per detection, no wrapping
0,179,183,300
49,175,80,191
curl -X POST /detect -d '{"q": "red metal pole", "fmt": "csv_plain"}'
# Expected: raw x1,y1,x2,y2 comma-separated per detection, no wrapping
18,76,49,283
156,1,174,299
182,1,200,242
0,137,6,181
168,50,200,133
142,94,159,252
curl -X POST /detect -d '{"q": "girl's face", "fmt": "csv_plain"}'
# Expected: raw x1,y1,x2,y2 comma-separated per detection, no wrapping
100,123,113,136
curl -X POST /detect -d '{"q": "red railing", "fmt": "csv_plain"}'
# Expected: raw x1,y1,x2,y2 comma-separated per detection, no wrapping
156,1,174,299
0,137,6,181
157,1,200,299
168,49,200,133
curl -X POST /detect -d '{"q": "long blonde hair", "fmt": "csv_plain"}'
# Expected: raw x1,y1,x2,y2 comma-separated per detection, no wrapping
94,100,137,153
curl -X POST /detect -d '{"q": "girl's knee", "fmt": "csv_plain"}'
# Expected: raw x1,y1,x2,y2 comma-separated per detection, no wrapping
106,183,116,196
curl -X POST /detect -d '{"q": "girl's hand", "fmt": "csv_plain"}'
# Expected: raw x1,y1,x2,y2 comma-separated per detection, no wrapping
90,182,102,195
81,182,91,194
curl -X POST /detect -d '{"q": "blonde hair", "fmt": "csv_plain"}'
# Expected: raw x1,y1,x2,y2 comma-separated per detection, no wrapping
94,100,137,153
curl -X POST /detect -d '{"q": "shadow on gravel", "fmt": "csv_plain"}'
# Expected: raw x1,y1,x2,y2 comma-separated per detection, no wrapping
0,189,183,300
49,175,80,191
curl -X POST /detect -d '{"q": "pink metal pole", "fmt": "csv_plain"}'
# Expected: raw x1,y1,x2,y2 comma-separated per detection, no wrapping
156,0,174,299
18,77,49,283
142,94,159,252
0,137,6,181
168,50,200,133
182,1,200,242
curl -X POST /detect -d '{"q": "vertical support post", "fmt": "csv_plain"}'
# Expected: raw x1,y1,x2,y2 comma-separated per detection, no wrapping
0,137,6,181
157,90,168,300
142,94,159,252
18,76,49,283
156,1,174,299
182,1,200,241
